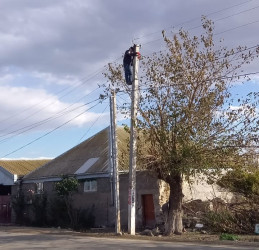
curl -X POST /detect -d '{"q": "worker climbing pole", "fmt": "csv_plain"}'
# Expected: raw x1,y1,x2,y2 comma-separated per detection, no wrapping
123,45,141,85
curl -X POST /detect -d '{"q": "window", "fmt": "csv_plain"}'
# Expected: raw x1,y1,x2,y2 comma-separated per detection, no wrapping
84,180,97,192
36,182,44,194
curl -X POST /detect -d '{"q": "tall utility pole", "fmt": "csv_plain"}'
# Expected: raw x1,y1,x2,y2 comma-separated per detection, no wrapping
128,44,140,235
110,89,121,234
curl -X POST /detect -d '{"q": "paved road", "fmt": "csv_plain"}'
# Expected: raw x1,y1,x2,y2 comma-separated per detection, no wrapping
0,230,258,249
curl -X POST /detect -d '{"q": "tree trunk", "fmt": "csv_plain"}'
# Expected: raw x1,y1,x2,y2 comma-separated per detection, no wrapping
64,196,74,228
164,173,183,235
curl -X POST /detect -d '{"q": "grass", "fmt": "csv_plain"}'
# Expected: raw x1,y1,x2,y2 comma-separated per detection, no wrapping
219,233,239,241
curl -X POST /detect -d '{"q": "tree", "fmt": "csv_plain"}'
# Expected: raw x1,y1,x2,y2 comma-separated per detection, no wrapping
104,17,259,235
218,169,259,200
55,176,79,228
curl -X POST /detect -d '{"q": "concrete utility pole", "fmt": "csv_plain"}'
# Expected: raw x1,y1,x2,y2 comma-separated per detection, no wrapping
110,89,121,234
128,44,140,235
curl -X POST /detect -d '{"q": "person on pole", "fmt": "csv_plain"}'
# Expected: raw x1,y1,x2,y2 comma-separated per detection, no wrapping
123,46,140,85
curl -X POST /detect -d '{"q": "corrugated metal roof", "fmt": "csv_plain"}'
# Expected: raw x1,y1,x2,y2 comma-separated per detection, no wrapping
0,159,50,176
24,126,130,180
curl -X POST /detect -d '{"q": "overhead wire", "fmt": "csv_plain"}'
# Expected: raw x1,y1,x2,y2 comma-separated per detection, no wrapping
0,57,123,156
0,54,123,135
215,20,259,36
141,3,259,46
1,98,107,159
134,0,253,41
0,86,102,135
2,1,259,158
0,67,105,125
135,71,259,93
0,98,102,144
4,0,256,135
77,102,110,143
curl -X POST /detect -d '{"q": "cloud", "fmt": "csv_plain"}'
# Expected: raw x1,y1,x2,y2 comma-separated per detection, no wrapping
0,0,258,158
0,73,14,85
0,0,258,89
0,85,108,136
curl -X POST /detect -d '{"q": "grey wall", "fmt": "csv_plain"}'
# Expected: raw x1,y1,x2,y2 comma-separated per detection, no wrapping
12,171,164,229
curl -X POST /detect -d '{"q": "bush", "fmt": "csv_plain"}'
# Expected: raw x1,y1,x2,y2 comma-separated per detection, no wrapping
48,197,70,227
48,197,95,230
217,170,259,199
31,194,48,226
203,206,258,234
75,205,95,230
11,193,25,225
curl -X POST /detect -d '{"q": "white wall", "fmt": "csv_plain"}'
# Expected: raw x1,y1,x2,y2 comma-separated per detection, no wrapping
183,174,233,203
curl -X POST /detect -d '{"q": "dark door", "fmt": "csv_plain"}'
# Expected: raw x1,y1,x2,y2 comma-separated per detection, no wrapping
142,194,155,228
0,196,11,224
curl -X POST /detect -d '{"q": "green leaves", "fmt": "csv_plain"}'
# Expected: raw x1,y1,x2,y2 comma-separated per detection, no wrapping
218,169,259,197
55,176,78,197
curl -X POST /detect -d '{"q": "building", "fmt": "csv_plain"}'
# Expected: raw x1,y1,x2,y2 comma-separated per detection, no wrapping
12,126,233,229
12,127,168,229
0,159,50,224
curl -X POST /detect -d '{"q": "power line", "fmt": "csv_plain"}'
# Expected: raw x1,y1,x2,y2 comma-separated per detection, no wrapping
0,86,102,135
215,20,259,36
142,5,259,46
3,1,259,159
0,99,106,159
128,71,259,93
0,68,106,128
134,0,253,41
0,98,101,144
5,3,256,140
77,103,109,143
0,55,122,135
141,43,259,63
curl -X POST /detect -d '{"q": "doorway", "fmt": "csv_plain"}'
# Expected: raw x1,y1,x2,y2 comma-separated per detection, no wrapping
0,185,11,224
142,194,155,228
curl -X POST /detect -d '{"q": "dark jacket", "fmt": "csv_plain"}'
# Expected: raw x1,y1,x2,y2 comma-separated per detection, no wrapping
123,49,136,66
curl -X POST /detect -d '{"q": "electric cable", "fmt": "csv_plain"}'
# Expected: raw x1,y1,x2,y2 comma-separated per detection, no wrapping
0,98,107,159
134,0,253,41
77,103,109,143
0,98,101,144
142,6,259,46
0,67,106,130
0,86,103,135
3,1,259,159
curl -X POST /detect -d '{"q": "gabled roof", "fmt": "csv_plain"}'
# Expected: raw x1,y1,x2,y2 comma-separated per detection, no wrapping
24,126,130,181
0,159,50,176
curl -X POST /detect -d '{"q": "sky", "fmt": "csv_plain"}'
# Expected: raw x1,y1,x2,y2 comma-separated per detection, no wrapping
0,0,258,159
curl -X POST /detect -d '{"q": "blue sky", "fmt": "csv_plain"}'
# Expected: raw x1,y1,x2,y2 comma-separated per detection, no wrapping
0,0,258,159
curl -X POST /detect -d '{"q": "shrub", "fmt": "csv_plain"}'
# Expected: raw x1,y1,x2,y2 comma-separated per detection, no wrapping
11,193,25,225
48,196,70,227
31,194,48,226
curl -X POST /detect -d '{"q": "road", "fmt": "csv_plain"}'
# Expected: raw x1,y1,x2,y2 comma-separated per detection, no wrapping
0,229,258,249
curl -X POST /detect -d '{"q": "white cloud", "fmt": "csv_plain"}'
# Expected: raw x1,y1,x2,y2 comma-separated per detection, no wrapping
32,72,79,86
0,85,107,136
0,74,14,84
0,0,258,158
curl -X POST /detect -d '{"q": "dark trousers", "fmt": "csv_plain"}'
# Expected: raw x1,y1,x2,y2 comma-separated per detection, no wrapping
124,64,132,85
